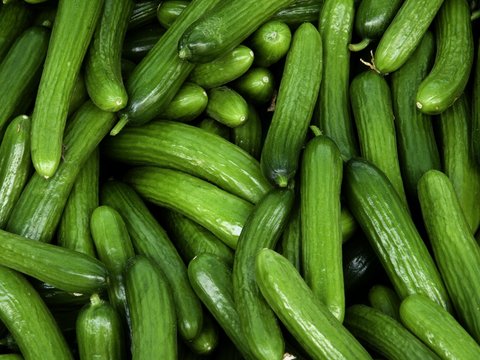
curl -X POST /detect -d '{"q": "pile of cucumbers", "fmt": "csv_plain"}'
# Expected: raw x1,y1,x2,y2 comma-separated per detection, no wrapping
0,0,480,358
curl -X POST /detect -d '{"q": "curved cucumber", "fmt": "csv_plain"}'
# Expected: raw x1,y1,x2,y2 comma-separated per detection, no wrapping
162,82,208,122
157,1,189,29
248,20,292,67
368,285,401,321
205,86,249,128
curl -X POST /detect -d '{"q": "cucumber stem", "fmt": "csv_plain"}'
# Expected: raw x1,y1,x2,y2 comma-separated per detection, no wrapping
310,125,322,137
348,38,371,52
275,175,289,188
90,293,103,306
110,114,129,136
178,46,191,60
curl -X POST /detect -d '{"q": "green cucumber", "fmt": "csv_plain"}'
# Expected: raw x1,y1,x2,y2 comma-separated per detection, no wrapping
125,256,177,360
232,67,275,105
416,0,474,114
68,71,88,116
232,104,263,160
34,281,90,307
248,20,291,67
400,294,480,360
186,314,218,355
260,22,322,187
6,101,116,243
277,202,301,272
30,0,104,178
157,1,189,29
122,24,165,62
76,294,125,360
341,208,357,243
85,0,134,112
161,82,208,122
368,285,401,320
0,2,33,61
344,305,440,360
0,355,22,360
198,118,230,139
233,188,294,360
473,38,480,165
300,134,344,321
255,248,372,360
128,0,161,29
344,158,451,311
205,86,249,128
177,0,296,63
121,58,137,79
271,0,322,25
32,5,56,28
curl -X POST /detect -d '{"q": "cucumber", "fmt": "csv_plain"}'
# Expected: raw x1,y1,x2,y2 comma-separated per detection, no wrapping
85,0,134,112
400,294,480,360
473,38,480,165
32,5,56,28
418,170,480,342
368,285,401,321
157,0,189,29
0,2,33,61
198,118,231,139
128,0,161,29
34,281,90,307
0,355,22,360
205,86,249,128
277,202,301,272
125,256,177,360
161,82,208,122
121,24,165,62
416,0,474,114
30,0,104,178
0,265,72,360
248,20,292,67
260,22,322,187
373,0,444,74
344,158,451,311
68,71,88,117
185,314,218,355
255,248,372,360
232,104,263,160
271,0,322,25
344,305,440,360
341,208,358,243
177,0,296,63
232,67,275,105
6,101,116,243
300,134,344,321
233,188,294,360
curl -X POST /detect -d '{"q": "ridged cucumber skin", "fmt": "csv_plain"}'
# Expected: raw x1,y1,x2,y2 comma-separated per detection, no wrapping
68,71,88,116
85,0,134,112
162,82,208,122
418,170,480,342
260,22,322,187
317,0,358,160
76,294,125,360
416,0,473,114
186,314,219,355
31,0,104,178
6,101,116,243
368,285,401,321
115,0,223,133
232,67,275,105
0,2,33,61
391,31,440,199
271,0,322,25
438,95,480,233
103,120,271,204
125,256,177,360
100,180,204,341
248,20,292,68
400,295,480,360
374,0,445,74
157,1,189,29
233,188,294,360
344,159,452,311
0,116,32,229
473,39,480,166
0,266,73,360
121,24,165,62
0,26,49,133
127,0,161,29
232,104,263,160
344,305,440,360
277,202,301,272
205,86,249,128
57,149,99,257
300,135,344,321
255,249,372,360
350,70,408,206
353,0,404,41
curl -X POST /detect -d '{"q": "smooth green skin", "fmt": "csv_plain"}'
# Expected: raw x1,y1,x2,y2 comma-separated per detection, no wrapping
186,315,219,355
157,0,189,29
341,208,357,243
249,20,291,67
344,305,440,360
233,66,275,104
162,82,208,122
232,104,263,160
85,0,134,112
400,295,480,360
344,159,452,311
121,24,165,62
76,295,125,360
261,22,322,187
205,86,249,128
6,101,116,244
418,170,480,342
125,256,177,360
374,0,444,74
300,135,344,321
100,180,203,341
0,355,23,360
271,0,322,25
416,0,473,114
34,281,90,307
354,0,404,40
0,2,33,61
473,38,480,166
0,266,72,360
255,249,372,360
277,203,301,272
68,71,88,116
127,0,160,29
0,26,48,133
198,118,230,139
368,285,401,321
31,0,104,178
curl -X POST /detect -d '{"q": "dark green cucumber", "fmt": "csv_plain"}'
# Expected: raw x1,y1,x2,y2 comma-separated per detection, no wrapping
157,0,189,29
271,0,322,25
400,294,480,359
0,116,31,229
260,22,322,187
177,0,296,63
341,207,358,243
34,281,90,307
68,71,88,116
101,180,203,341
248,20,291,67
113,0,223,134
186,314,218,355
189,45,254,89
205,86,249,128
6,101,116,243
32,5,57,28
373,0,444,74
317,0,358,160
198,118,231,139
255,248,372,360
76,294,125,360
128,0,161,29
232,104,263,160
416,0,473,114
103,120,271,204
125,256,177,360
418,170,480,342
368,285,401,321
277,202,301,272
350,70,408,206
233,188,294,360
30,0,104,178
0,265,72,360
0,26,48,133
0,2,33,61
85,0,134,112
344,305,440,360
121,58,137,79
161,82,208,122
121,23,165,62
344,158,451,311
300,134,344,321
473,38,480,165
57,149,99,257
232,67,275,105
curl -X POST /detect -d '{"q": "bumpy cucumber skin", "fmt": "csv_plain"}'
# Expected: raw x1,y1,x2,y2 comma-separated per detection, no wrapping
473,38,480,166
272,0,322,25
